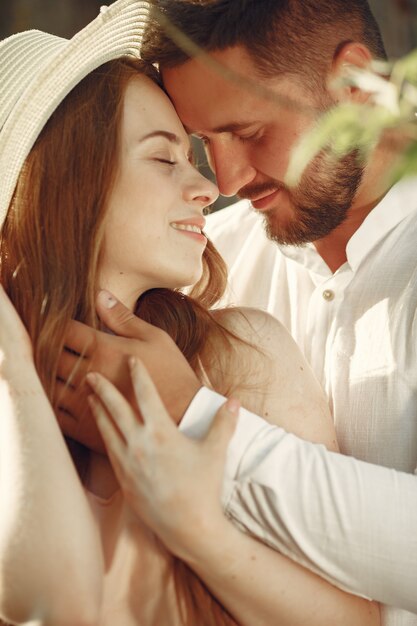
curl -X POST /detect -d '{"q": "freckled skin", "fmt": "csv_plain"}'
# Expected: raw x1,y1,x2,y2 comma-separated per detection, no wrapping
99,74,218,310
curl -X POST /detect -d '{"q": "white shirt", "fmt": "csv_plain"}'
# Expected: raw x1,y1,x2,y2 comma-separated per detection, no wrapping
180,177,417,626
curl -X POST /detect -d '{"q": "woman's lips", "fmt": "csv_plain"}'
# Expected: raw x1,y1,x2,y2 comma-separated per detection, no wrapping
170,222,207,244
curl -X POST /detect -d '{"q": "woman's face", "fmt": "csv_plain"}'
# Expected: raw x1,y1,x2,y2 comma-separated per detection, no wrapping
99,74,218,310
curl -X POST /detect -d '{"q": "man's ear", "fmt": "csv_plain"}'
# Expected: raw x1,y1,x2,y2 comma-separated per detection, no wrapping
328,41,373,104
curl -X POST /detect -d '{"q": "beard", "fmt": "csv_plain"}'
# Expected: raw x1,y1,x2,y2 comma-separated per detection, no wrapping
239,149,364,246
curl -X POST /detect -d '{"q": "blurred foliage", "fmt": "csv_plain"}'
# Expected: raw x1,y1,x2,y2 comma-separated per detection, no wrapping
286,50,417,187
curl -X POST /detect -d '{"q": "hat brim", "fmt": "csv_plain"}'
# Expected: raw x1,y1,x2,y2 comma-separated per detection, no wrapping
0,0,152,227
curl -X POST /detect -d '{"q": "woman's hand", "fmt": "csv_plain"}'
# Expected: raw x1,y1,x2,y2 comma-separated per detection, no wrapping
86,357,239,560
0,285,33,379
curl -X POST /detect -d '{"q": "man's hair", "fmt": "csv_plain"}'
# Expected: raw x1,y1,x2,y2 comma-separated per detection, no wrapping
143,0,387,87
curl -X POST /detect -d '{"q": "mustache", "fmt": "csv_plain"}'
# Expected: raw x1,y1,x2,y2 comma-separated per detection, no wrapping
237,178,288,201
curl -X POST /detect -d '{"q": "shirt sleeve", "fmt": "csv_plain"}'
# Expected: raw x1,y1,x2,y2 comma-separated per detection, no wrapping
180,387,417,613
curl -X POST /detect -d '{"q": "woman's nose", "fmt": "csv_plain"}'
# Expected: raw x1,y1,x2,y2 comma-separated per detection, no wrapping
184,170,219,209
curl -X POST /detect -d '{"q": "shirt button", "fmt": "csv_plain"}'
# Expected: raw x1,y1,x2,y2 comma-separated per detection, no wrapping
322,289,335,302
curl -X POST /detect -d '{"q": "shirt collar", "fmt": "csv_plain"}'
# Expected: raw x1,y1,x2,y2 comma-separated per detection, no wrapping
346,176,417,271
277,177,417,276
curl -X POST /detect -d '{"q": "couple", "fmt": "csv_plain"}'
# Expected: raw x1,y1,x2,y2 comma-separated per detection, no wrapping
0,2,369,625
0,0,414,625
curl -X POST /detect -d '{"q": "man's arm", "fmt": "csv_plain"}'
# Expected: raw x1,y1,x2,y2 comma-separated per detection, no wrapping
182,388,417,613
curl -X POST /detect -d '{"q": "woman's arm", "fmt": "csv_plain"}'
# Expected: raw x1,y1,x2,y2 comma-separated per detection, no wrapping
0,287,103,626
86,309,380,626
182,512,379,626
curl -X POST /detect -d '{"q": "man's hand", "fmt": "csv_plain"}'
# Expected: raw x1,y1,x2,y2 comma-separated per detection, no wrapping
87,357,239,560
55,290,202,453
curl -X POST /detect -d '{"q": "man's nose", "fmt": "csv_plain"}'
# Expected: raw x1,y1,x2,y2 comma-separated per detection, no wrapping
209,140,256,197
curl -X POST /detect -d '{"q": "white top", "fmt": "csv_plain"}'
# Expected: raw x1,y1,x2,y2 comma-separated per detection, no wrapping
180,177,417,626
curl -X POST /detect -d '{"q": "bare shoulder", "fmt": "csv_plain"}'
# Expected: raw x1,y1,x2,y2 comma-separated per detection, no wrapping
211,306,308,378
207,307,338,451
212,305,277,333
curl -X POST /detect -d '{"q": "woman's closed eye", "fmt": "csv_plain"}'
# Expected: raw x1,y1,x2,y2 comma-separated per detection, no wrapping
153,157,177,166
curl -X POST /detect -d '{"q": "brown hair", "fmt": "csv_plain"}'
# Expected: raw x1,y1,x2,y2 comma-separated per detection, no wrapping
0,58,238,626
143,0,387,90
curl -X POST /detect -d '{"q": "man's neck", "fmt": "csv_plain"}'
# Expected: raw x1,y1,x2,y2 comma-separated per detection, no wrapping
313,148,394,273
314,197,380,272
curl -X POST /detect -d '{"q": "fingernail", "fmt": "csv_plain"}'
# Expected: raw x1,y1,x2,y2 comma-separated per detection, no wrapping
86,372,98,386
226,398,240,415
98,290,118,309
129,356,137,369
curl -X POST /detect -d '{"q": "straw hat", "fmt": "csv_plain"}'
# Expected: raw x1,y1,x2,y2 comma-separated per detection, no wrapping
0,0,152,228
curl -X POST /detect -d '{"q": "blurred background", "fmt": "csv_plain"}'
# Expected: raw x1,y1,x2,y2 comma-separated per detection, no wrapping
2,0,417,210
0,0,103,39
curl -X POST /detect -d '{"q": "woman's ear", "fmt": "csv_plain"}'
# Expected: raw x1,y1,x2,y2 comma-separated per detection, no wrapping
328,41,373,104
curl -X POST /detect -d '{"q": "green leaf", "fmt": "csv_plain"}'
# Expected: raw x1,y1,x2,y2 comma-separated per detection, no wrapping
286,103,398,187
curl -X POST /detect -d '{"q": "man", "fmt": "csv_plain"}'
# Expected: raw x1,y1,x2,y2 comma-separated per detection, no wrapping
59,2,417,624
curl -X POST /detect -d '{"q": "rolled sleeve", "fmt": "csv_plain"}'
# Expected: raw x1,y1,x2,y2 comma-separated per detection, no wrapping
180,388,417,612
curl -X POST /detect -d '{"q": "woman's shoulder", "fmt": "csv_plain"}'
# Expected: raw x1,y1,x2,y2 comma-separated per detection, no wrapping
206,306,337,449
211,306,300,359
205,306,300,397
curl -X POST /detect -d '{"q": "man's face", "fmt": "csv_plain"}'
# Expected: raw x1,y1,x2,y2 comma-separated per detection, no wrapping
162,46,364,246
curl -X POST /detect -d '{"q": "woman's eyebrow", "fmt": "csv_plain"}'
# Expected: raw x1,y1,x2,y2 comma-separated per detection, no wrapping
139,130,181,144
139,130,193,159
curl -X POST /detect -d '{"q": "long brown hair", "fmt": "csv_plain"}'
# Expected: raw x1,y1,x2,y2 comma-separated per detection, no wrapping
0,58,238,626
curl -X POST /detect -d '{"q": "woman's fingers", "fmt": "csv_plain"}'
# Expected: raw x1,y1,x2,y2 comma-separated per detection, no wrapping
129,357,173,428
205,398,240,451
89,395,126,462
86,372,137,441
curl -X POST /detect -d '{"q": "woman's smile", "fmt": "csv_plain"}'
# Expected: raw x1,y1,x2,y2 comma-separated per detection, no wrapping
170,216,207,244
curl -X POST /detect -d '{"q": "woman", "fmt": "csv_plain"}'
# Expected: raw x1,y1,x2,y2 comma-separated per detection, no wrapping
0,1,380,625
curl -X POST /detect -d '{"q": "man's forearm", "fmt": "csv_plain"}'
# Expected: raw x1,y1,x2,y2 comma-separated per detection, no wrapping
181,388,417,612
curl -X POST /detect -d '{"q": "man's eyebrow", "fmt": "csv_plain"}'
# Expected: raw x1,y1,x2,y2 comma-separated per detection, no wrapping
139,130,193,159
212,121,259,133
189,122,260,136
